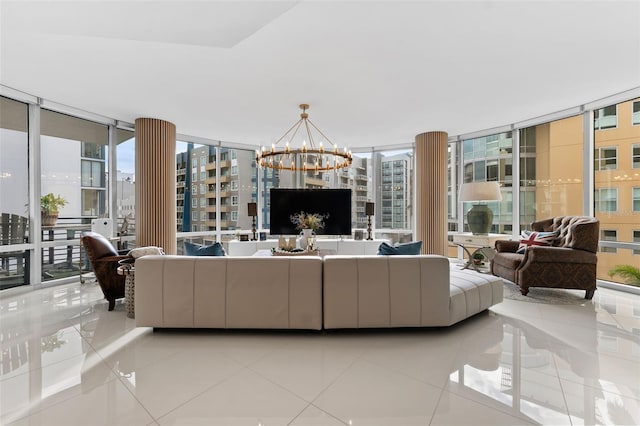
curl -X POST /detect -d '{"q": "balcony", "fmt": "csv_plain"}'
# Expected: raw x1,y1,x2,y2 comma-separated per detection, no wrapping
177,168,186,175
176,181,185,188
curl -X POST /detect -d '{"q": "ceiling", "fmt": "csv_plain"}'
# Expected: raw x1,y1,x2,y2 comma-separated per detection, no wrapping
1,0,639,150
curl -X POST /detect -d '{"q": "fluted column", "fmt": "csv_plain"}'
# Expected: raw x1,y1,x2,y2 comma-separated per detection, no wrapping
415,131,448,255
135,118,177,254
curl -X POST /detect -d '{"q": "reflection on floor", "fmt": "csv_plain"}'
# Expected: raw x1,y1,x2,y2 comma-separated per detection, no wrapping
1,280,639,425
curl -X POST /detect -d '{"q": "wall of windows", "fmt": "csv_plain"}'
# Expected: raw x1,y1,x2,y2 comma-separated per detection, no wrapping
1,89,638,290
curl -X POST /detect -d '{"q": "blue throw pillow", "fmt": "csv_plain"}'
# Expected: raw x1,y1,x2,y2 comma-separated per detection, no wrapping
377,241,422,255
184,241,226,256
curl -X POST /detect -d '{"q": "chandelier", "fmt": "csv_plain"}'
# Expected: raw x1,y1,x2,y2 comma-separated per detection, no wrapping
256,104,352,172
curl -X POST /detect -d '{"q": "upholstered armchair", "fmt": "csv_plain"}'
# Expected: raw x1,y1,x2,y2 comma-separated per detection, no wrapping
491,216,600,299
81,231,132,310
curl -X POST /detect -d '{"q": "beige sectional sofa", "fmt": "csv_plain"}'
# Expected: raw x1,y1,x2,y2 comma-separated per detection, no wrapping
135,255,323,329
134,254,503,330
323,255,503,328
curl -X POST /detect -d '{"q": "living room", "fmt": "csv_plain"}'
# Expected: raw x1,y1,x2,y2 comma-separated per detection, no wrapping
1,1,639,425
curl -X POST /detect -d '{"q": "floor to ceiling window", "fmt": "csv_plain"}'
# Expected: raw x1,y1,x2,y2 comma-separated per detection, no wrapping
593,98,640,286
40,109,108,281
0,96,29,289
115,129,135,241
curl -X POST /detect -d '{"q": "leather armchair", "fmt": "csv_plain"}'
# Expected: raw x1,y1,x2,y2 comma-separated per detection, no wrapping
491,216,600,299
81,231,131,310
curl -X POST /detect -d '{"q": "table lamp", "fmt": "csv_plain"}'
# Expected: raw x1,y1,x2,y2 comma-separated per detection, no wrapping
458,182,502,235
365,202,375,240
247,202,258,241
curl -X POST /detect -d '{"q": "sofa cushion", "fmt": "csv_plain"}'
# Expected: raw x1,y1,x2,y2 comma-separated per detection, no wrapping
516,230,558,254
377,241,422,255
184,241,226,256
127,246,165,258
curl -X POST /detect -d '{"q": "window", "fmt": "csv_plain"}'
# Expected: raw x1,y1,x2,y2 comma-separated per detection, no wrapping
633,144,640,169
633,187,640,212
600,229,617,253
200,156,207,166
191,211,197,221
81,159,105,187
633,101,640,125
200,184,206,194
192,172,197,182
231,180,238,191
200,171,206,180
594,105,617,130
634,230,640,255
595,188,617,212
191,184,197,194
200,198,206,208
192,198,197,208
231,165,238,176
595,147,617,171
231,211,238,221
231,195,238,206
200,211,206,221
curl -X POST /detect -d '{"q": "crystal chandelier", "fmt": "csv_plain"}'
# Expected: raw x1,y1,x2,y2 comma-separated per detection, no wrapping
256,104,352,172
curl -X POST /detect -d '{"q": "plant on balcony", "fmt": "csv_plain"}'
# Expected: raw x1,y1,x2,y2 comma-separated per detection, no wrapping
41,193,67,226
608,265,640,287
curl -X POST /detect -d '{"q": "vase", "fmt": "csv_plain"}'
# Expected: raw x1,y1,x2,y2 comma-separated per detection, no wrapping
299,229,314,250
41,211,59,227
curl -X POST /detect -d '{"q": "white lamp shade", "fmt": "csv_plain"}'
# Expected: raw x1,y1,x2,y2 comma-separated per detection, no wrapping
459,182,502,202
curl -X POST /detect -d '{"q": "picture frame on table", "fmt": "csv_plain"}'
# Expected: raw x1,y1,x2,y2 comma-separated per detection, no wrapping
354,230,364,240
259,232,267,241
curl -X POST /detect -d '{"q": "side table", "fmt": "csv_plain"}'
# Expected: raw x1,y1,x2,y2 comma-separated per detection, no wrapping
117,261,135,318
451,233,511,273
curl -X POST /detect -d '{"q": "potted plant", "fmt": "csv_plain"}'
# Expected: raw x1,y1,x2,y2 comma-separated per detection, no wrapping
472,251,486,266
41,193,67,226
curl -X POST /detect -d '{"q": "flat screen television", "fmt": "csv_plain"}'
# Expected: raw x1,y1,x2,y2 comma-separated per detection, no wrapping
269,189,352,236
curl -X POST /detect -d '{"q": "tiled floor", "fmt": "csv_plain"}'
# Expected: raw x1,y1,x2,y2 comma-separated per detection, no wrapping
1,279,639,425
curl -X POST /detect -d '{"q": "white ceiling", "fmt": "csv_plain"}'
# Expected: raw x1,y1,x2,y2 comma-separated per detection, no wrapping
1,0,639,150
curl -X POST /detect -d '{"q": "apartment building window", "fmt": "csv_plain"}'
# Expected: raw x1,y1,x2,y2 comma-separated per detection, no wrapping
192,198,197,208
633,144,640,168
200,156,207,166
633,101,640,125
200,184,206,194
231,195,238,206
200,198,206,208
81,160,105,187
594,147,618,171
231,211,238,222
191,211,198,221
200,171,206,180
231,165,238,176
595,188,617,212
594,105,617,130
200,211,206,221
633,187,640,212
191,184,197,194
231,180,238,191
192,172,197,182
601,229,617,253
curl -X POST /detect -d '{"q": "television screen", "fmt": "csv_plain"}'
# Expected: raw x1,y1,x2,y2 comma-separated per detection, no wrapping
269,189,352,236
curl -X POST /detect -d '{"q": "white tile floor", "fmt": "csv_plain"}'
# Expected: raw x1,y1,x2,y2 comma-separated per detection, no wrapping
1,280,639,426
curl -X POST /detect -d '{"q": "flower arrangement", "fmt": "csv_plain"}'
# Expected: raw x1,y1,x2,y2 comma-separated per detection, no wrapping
290,211,328,231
